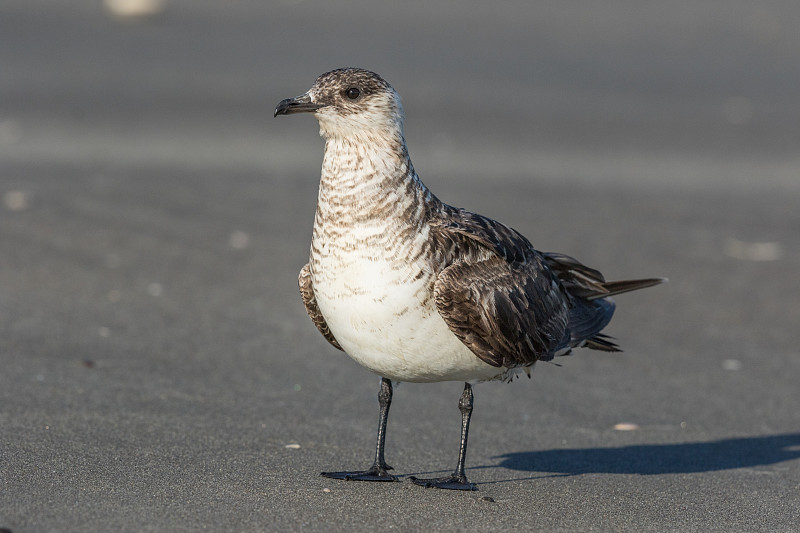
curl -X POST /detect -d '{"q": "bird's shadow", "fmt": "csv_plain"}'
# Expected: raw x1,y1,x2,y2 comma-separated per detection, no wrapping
478,433,800,478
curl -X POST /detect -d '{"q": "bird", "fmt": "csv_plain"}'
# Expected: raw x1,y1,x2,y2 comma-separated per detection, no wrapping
274,68,665,491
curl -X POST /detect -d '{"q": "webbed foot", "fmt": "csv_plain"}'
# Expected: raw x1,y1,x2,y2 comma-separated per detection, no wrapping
408,473,477,491
321,463,397,482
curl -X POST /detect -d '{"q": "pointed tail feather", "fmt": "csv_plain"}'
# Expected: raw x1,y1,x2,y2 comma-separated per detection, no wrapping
584,333,622,352
586,277,667,300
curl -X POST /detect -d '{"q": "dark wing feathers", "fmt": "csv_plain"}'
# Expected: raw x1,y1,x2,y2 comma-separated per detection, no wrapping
433,256,569,367
437,207,539,263
298,263,343,351
541,251,608,299
431,208,571,367
432,207,664,367
543,251,665,300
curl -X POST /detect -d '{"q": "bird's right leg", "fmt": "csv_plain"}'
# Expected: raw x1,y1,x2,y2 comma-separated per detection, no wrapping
321,377,398,482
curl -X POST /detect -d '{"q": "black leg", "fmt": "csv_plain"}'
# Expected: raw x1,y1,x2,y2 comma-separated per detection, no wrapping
321,377,398,482
409,383,477,491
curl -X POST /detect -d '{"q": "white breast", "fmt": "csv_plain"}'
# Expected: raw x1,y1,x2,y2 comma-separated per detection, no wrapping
310,218,504,383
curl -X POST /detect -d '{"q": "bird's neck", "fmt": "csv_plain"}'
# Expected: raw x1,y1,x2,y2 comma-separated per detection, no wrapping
317,132,430,221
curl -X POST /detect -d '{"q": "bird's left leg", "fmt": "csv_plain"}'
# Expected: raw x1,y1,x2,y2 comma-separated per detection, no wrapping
409,382,477,490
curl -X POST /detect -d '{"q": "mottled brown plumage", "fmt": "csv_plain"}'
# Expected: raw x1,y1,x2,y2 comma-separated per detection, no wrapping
276,67,665,490
298,263,342,351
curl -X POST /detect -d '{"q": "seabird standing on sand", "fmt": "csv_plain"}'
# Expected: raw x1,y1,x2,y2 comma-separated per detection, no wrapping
275,68,664,491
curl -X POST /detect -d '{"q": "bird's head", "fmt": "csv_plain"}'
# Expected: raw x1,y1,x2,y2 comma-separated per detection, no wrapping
274,68,404,141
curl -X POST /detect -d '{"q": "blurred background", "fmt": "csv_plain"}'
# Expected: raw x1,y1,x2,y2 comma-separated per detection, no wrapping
2,1,799,531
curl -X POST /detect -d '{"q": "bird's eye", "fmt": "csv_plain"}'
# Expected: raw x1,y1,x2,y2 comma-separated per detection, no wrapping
345,87,360,100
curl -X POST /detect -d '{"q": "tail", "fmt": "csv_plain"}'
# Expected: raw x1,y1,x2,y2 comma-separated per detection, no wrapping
543,252,667,301
578,278,666,353
542,252,667,354
564,278,667,355
581,278,666,352
584,333,621,352
586,277,667,300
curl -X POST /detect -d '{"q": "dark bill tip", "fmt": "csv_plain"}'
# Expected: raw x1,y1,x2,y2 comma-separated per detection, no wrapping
274,96,324,117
